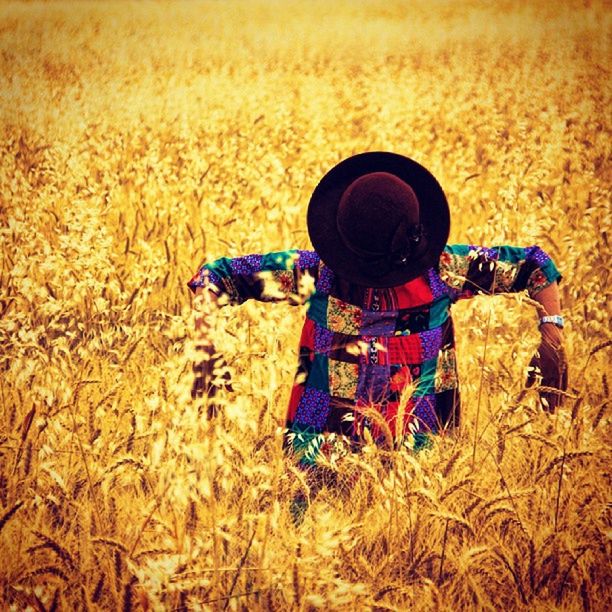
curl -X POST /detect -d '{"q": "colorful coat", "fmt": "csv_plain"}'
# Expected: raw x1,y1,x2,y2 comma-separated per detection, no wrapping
188,245,561,466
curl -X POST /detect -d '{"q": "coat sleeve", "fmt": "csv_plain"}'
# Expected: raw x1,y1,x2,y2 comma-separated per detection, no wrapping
437,244,562,302
187,249,321,306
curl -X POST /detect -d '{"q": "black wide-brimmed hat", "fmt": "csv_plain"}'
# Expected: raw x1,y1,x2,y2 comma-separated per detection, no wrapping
307,152,450,288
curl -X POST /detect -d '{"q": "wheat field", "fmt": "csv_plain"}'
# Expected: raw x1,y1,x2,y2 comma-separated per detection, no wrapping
0,0,610,610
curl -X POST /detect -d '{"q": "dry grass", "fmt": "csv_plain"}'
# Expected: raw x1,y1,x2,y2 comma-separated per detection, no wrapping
0,0,610,609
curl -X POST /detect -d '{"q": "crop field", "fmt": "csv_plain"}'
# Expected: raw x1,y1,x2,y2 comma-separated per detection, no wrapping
0,0,610,609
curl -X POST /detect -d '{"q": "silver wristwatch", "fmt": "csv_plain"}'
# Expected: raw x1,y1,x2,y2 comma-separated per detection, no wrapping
539,315,564,329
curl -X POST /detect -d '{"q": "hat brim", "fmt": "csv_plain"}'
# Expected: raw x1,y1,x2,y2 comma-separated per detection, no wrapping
307,152,450,288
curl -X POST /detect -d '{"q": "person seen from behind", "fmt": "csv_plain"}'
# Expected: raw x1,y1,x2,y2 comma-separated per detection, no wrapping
187,152,568,523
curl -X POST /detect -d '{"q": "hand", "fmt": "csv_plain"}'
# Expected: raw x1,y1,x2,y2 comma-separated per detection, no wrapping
526,326,568,413
191,343,233,419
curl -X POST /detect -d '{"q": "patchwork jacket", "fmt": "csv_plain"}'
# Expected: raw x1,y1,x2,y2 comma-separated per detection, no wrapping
188,245,561,464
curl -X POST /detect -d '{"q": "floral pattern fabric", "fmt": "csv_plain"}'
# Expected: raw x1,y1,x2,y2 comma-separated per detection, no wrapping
188,244,561,466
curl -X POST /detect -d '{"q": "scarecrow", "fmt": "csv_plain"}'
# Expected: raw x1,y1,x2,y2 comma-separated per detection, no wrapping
188,152,567,520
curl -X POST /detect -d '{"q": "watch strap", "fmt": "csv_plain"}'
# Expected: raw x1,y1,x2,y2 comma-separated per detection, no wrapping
539,314,564,329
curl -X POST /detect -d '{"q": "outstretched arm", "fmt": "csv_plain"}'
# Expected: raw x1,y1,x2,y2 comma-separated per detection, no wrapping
438,244,567,410
188,250,320,306
528,280,568,412
187,250,321,414
438,244,562,301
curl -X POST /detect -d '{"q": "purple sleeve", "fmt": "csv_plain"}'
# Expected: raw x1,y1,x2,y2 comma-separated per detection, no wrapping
187,249,321,306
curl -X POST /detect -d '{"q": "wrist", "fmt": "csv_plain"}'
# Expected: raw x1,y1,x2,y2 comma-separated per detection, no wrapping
539,314,564,329
540,322,563,348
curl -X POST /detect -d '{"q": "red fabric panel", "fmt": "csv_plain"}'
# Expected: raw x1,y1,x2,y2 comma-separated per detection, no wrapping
387,334,423,364
384,400,415,437
299,317,315,351
287,384,305,421
393,276,433,308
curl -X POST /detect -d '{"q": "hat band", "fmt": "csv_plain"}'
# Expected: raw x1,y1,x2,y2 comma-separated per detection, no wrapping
336,218,429,278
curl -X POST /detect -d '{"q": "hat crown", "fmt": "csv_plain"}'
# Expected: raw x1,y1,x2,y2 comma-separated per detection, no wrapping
336,172,420,256
306,151,450,288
